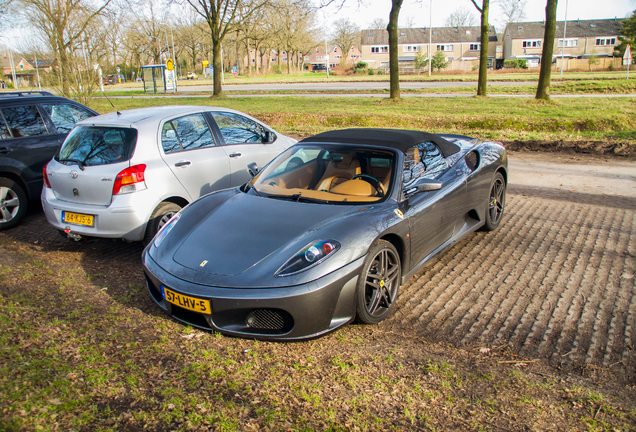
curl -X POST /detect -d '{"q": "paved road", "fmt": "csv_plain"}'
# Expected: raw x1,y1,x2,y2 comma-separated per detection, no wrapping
2,152,635,373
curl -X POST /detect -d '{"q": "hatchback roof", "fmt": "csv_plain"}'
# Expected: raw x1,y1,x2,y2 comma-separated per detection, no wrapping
80,105,236,126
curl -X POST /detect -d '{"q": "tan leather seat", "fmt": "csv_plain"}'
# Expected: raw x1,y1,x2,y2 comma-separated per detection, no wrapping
330,179,375,196
316,154,361,191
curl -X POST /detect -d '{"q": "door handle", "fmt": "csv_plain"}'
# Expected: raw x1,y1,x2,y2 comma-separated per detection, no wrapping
175,160,191,167
0,147,11,154
455,169,463,176
229,152,242,158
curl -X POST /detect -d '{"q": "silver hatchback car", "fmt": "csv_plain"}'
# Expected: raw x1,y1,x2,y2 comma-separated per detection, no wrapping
42,106,296,242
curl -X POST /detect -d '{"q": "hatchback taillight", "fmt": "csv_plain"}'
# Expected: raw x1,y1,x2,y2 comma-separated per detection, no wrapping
113,164,146,195
43,162,51,188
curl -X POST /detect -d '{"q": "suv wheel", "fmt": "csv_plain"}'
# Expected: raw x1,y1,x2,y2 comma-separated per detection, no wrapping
0,178,27,231
143,202,182,245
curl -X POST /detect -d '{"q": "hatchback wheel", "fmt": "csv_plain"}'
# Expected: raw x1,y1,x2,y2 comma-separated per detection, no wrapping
144,202,182,245
355,240,402,325
0,178,27,231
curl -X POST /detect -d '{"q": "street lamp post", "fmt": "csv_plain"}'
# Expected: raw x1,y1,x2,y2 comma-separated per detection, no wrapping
560,0,568,75
428,0,432,77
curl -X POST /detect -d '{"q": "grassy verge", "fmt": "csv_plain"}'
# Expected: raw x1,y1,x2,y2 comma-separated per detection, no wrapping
90,95,636,146
1,238,634,431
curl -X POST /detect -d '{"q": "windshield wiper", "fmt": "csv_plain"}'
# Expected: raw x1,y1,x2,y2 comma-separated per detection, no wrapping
266,193,330,204
58,158,85,171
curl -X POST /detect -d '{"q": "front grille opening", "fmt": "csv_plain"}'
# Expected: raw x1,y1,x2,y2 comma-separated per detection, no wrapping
171,305,212,330
145,274,163,303
246,309,293,333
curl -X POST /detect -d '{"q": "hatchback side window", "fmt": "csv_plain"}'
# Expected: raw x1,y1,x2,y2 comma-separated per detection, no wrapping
403,142,449,188
211,112,265,145
41,104,93,134
1,105,48,137
162,114,215,153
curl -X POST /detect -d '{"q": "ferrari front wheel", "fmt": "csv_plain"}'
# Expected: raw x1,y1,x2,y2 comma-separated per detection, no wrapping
355,240,401,325
483,172,506,231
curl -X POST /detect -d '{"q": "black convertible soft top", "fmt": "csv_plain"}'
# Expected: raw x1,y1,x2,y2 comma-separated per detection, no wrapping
300,128,461,158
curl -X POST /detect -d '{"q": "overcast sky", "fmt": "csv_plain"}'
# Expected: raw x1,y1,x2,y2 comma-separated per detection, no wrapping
321,0,635,32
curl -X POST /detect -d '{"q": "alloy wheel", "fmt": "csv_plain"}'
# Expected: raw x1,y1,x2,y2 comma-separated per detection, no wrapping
489,177,505,225
364,248,400,318
0,186,20,223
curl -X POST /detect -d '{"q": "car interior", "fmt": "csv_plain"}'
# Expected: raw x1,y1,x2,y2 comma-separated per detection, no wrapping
254,147,394,203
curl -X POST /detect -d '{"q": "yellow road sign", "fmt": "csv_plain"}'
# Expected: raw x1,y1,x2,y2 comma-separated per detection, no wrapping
166,58,174,71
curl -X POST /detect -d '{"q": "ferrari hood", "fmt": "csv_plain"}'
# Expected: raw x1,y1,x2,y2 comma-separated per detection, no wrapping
172,192,353,277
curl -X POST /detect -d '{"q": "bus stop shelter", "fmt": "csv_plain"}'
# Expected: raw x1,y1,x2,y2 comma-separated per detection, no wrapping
141,65,172,94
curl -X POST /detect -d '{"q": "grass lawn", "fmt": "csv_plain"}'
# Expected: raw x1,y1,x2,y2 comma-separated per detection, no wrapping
90,95,636,145
1,236,635,431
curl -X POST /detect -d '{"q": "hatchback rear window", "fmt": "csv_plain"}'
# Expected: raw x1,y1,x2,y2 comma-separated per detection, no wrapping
57,126,137,166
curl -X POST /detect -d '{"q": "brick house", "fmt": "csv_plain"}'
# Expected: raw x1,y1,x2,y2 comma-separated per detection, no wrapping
503,18,624,68
360,27,499,70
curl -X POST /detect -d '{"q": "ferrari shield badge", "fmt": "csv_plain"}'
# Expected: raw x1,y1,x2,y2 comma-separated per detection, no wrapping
199,260,208,267
394,209,404,220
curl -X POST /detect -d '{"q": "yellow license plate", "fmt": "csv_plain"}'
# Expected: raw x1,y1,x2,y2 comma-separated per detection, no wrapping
162,286,211,314
62,211,94,227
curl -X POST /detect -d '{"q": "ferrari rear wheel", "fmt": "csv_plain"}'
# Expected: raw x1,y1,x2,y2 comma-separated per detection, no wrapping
355,240,401,325
483,172,506,231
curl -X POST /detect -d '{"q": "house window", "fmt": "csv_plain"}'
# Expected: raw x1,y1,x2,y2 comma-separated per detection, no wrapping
403,45,420,53
558,38,578,48
335,55,341,59
371,46,389,54
436,44,454,52
522,40,542,48
469,43,480,51
595,37,616,46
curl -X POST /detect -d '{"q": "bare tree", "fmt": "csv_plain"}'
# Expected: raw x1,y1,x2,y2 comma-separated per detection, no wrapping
470,0,490,97
270,0,316,73
445,7,477,27
536,0,558,100
331,18,359,66
184,0,269,95
368,17,387,30
496,0,526,28
15,0,112,97
402,16,416,29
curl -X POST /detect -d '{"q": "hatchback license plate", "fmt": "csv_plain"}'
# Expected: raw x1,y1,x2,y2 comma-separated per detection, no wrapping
62,211,94,227
162,286,211,314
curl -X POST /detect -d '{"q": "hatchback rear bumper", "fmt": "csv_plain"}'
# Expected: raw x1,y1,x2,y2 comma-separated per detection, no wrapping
41,187,159,241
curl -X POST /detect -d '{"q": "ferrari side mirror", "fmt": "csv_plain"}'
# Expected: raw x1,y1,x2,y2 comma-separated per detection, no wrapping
403,178,442,197
247,162,259,177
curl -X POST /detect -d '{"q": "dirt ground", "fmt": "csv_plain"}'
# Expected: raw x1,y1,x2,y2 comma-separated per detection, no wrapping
1,149,635,430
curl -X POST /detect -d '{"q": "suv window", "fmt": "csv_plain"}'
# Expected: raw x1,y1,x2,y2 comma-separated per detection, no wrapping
1,105,49,137
403,142,449,188
57,126,137,166
161,113,215,154
41,103,93,134
211,112,265,145
0,116,10,139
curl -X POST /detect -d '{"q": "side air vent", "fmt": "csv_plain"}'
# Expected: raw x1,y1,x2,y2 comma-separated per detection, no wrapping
465,150,480,172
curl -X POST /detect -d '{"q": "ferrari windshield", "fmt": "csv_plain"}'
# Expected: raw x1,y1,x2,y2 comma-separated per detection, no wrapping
249,144,395,203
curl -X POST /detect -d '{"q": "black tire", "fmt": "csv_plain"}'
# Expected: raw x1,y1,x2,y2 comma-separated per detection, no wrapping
482,172,506,232
355,240,402,324
0,178,27,231
143,202,182,245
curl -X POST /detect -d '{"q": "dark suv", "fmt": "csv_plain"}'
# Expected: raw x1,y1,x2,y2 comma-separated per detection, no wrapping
0,91,98,230
104,74,126,85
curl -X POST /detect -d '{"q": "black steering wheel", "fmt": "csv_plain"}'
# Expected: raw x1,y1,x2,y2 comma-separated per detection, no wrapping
352,174,385,196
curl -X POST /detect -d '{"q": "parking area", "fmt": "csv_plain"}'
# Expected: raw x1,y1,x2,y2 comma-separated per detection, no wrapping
2,151,635,374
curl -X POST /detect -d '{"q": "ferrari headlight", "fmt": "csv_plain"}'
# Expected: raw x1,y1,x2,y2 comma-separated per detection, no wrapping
153,213,181,248
275,240,340,277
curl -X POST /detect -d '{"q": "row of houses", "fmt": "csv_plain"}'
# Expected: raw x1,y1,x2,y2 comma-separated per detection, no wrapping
304,18,626,71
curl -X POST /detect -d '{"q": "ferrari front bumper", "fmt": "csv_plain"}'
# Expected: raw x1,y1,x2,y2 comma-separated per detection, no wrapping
142,250,365,341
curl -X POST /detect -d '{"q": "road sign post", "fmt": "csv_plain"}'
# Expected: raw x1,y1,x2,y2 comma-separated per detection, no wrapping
624,44,632,79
